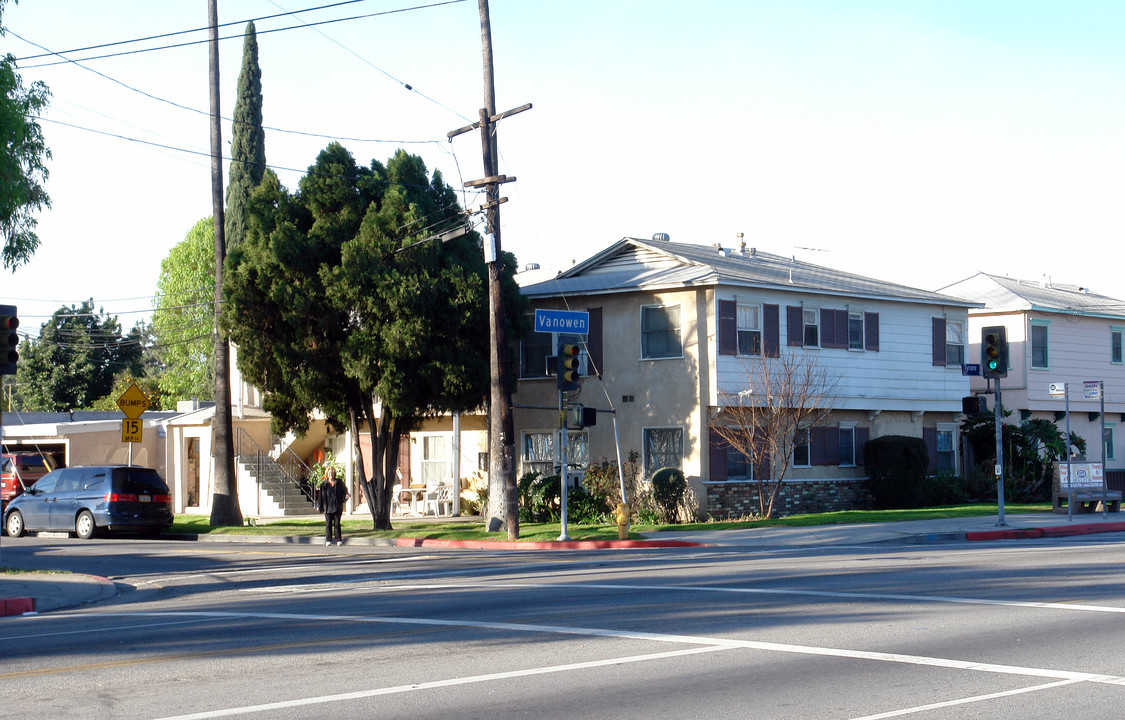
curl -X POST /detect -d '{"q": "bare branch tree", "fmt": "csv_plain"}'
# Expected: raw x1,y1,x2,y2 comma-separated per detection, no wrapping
712,352,839,518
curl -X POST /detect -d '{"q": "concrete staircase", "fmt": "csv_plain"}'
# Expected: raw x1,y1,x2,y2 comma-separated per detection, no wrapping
236,454,315,516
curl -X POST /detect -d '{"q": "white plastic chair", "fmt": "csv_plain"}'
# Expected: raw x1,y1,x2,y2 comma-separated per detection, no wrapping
424,484,454,517
391,484,403,515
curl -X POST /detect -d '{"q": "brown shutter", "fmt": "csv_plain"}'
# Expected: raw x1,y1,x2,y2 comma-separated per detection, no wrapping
709,428,728,481
820,308,836,349
763,304,780,357
586,307,603,377
835,310,849,348
923,427,938,473
718,300,736,356
864,312,879,351
856,427,869,465
932,318,946,366
787,306,803,346
754,434,770,481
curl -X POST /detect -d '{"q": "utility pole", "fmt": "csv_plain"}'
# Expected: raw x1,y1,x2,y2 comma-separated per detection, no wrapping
447,0,529,540
207,0,240,526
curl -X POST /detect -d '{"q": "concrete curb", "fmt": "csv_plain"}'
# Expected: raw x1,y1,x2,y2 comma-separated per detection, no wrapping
0,573,117,616
966,521,1125,542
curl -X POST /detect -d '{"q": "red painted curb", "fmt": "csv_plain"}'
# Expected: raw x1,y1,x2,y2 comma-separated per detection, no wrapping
1040,521,1125,538
395,538,705,550
966,529,1043,541
0,597,34,616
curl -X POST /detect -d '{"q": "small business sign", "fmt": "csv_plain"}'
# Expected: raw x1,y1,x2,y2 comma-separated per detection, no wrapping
1084,381,1102,400
1048,382,1066,398
534,308,589,335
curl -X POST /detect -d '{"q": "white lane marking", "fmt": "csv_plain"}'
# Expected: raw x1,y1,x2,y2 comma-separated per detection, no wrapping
848,679,1084,719
104,609,1125,689
152,646,732,720
134,555,432,586
243,578,1125,615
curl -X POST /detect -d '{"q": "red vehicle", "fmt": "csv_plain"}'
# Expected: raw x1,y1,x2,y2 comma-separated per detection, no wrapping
1,453,52,512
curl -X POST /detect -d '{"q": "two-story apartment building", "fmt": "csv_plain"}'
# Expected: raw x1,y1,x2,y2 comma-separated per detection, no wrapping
517,235,979,518
940,273,1125,471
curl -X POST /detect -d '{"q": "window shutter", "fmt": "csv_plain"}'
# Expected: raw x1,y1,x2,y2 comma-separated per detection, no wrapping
864,312,879,351
586,307,603,377
764,304,780,357
820,309,836,349
718,300,736,356
754,434,770,481
811,426,838,465
923,427,938,473
709,428,728,481
835,310,849,348
787,306,803,346
932,318,946,366
856,427,869,465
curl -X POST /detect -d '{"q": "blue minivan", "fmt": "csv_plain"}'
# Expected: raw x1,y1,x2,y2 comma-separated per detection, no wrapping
4,465,173,539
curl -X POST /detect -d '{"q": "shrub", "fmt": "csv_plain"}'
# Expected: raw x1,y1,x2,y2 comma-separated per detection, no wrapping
864,435,928,509
518,471,561,523
651,467,688,523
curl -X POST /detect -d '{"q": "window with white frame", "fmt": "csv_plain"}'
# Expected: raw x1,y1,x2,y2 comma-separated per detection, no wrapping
1031,321,1049,369
803,308,819,347
737,304,762,356
641,305,682,359
945,320,964,366
421,435,450,487
1112,327,1123,364
935,425,957,472
522,430,589,477
520,329,553,378
1105,424,1116,462
839,426,856,466
644,427,683,478
848,312,864,350
792,427,811,467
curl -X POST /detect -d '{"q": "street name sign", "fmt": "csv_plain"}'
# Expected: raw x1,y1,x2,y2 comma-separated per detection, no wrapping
534,308,589,335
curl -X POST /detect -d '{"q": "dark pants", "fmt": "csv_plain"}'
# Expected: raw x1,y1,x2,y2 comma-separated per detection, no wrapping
324,511,343,542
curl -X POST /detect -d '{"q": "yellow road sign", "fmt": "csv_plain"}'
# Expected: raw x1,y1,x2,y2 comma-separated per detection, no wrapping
117,383,150,419
122,418,143,443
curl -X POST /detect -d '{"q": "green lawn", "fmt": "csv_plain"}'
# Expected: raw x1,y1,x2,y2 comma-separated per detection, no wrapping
170,504,1051,543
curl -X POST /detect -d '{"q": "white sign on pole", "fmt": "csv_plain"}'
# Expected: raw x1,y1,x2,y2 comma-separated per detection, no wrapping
1048,382,1066,398
1084,381,1102,400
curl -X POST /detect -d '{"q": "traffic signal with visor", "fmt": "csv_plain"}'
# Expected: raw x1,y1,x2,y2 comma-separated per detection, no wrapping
557,340,581,391
0,305,18,376
981,326,1008,379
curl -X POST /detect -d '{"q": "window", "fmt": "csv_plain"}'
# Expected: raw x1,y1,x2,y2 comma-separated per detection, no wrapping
421,436,449,487
792,428,811,467
644,427,683,478
1112,328,1123,364
520,329,552,378
945,320,964,366
839,426,856,466
1031,321,1049,369
848,312,864,350
737,304,762,356
1105,425,1116,462
641,305,682,359
523,432,555,477
935,428,956,472
726,446,752,479
803,308,819,347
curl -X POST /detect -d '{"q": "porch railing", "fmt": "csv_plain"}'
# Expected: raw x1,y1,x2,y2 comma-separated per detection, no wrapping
234,427,315,509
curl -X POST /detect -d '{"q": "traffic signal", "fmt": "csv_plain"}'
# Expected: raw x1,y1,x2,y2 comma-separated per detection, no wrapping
0,305,18,376
962,395,987,415
557,340,581,391
981,326,1008,379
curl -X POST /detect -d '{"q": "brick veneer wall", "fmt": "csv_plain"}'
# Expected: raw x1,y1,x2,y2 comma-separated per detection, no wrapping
704,478,874,519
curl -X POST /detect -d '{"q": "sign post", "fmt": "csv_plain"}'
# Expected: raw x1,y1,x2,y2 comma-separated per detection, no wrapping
116,383,150,466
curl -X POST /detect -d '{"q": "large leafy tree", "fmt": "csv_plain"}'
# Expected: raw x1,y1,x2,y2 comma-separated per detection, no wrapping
152,217,215,405
0,0,51,268
16,300,142,411
224,21,265,252
224,144,524,530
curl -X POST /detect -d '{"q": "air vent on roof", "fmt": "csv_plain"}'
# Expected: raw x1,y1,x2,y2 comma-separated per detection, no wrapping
652,233,670,242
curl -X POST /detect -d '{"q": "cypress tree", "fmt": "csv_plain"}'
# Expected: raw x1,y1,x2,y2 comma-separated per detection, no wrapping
225,21,265,251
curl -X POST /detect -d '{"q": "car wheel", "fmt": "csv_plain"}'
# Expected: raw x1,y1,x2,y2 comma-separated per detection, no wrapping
75,510,97,540
6,511,24,538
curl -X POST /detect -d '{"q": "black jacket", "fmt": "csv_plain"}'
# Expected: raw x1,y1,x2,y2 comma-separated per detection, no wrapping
317,479,348,514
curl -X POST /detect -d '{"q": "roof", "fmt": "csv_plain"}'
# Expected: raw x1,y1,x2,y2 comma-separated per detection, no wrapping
938,273,1125,319
522,236,979,307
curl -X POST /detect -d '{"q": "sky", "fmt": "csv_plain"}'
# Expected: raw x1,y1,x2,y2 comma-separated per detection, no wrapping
4,0,1125,337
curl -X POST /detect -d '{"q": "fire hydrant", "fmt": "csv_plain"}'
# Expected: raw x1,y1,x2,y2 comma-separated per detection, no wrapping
615,503,633,540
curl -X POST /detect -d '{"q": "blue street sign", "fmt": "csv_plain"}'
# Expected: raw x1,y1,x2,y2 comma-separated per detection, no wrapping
962,363,980,376
534,308,589,335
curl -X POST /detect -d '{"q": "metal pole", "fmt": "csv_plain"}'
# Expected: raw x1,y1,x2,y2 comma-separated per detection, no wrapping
1066,384,1073,521
995,382,1006,526
558,393,570,541
1101,380,1108,519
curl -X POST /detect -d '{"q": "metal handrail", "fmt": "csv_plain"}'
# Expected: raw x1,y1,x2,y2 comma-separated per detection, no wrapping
234,428,313,509
270,433,315,502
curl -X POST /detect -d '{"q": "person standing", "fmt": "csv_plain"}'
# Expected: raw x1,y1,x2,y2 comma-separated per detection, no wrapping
316,466,349,546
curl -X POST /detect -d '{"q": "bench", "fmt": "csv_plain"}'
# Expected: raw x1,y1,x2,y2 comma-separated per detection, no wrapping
1052,463,1122,514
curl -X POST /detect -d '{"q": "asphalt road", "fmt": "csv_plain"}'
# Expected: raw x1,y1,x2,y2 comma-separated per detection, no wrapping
2,535,1125,719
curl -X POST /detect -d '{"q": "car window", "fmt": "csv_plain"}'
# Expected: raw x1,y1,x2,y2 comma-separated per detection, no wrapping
16,457,49,473
53,469,83,493
113,468,169,494
31,470,61,494
80,468,107,491
1,457,12,473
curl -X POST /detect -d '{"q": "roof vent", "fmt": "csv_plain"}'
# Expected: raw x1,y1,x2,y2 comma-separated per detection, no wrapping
652,232,670,242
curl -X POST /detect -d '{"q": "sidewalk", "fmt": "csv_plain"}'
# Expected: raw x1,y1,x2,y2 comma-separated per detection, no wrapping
3,510,1124,617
